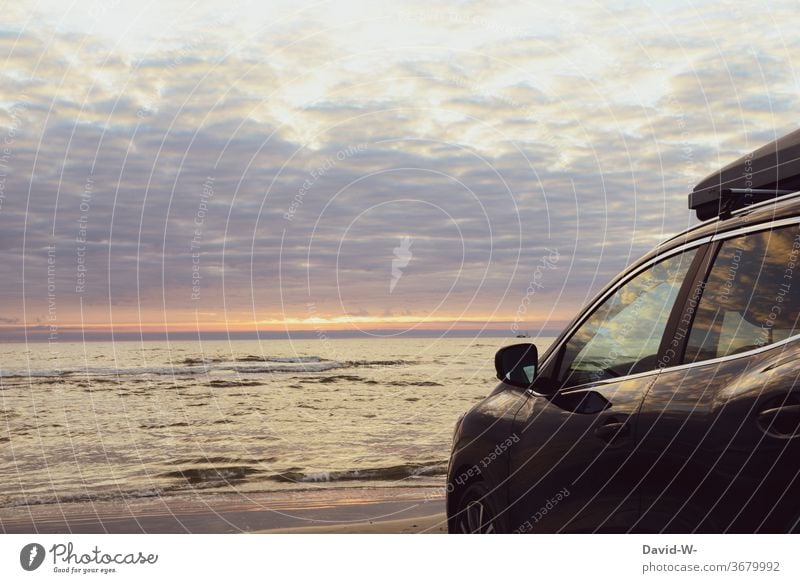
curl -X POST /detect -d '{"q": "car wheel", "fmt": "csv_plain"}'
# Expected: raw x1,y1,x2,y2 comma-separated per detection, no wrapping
453,483,499,534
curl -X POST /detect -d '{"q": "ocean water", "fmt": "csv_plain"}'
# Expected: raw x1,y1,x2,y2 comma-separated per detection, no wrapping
0,337,553,508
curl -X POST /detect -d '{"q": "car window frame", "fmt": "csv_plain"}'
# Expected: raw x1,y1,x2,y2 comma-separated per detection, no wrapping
531,216,800,397
533,239,712,394
676,217,800,366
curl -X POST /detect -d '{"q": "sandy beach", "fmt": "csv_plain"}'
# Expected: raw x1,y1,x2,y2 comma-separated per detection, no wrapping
260,513,447,534
0,487,446,534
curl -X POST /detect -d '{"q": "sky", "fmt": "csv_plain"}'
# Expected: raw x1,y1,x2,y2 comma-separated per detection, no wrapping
0,0,798,340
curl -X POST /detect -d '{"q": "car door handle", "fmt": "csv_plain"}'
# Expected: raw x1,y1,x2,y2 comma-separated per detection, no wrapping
594,418,630,443
757,403,800,436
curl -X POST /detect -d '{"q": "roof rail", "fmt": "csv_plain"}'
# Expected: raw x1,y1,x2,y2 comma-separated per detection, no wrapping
688,128,800,220
660,188,800,248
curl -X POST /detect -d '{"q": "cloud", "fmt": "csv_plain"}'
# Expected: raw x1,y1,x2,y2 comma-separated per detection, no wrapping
0,0,798,337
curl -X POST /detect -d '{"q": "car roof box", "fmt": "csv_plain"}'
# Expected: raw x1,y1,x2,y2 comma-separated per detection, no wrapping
689,128,800,220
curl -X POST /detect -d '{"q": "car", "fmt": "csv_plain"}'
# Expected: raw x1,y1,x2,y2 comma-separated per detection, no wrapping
447,127,800,533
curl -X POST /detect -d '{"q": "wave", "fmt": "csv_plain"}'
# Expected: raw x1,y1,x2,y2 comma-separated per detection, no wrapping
168,456,277,465
0,361,341,380
139,421,192,429
235,355,324,363
271,461,448,483
0,488,163,508
387,380,443,387
160,465,262,486
313,374,366,384
181,355,324,366
205,379,264,388
0,460,449,508
224,362,341,374
180,357,223,366
344,359,410,367
0,357,413,381
159,461,447,487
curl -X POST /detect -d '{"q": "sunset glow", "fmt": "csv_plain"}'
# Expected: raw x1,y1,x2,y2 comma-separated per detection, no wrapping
1,0,797,339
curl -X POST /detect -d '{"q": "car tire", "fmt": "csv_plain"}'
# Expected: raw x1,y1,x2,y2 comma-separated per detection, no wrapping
451,482,501,534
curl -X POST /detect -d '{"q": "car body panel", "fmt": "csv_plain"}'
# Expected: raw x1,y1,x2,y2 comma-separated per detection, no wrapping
446,385,527,531
506,373,658,532
636,338,800,533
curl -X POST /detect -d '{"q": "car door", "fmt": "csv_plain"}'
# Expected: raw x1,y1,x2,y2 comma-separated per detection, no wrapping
507,246,703,533
636,221,800,532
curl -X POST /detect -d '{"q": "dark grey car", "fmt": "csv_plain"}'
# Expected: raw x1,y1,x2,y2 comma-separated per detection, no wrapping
448,128,800,533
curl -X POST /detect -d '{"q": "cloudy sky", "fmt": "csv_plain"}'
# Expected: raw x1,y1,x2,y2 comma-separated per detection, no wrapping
0,0,798,340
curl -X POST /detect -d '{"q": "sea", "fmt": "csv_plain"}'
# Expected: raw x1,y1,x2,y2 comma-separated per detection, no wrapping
0,337,553,509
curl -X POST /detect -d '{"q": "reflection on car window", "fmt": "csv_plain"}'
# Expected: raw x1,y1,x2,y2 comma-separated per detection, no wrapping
685,224,800,363
559,250,697,387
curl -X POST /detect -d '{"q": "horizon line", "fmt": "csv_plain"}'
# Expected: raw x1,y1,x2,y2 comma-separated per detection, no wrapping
0,325,566,343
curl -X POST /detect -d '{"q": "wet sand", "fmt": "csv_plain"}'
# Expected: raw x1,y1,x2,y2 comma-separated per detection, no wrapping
0,487,446,534
260,513,447,533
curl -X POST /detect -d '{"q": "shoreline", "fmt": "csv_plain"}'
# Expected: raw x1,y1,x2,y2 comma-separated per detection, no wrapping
0,487,446,534
258,513,447,534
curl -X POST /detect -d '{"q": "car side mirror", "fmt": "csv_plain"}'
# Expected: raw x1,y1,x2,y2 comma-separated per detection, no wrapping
495,343,538,388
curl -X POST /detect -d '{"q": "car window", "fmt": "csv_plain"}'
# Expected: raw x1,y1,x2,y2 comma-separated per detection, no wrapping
557,249,698,388
685,224,800,363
